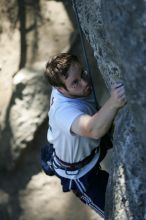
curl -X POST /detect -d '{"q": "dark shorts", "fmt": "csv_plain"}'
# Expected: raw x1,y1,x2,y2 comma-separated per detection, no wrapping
56,162,109,218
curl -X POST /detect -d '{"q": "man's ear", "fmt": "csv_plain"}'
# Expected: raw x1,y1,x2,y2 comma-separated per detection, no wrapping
57,87,66,94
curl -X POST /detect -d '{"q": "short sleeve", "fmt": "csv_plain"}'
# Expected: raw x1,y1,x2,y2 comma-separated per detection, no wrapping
54,105,84,135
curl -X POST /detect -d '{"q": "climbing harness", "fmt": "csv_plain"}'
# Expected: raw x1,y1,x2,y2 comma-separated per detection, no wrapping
71,0,98,108
41,142,99,176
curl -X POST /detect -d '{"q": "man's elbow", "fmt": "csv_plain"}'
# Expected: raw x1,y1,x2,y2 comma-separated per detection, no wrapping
88,127,106,140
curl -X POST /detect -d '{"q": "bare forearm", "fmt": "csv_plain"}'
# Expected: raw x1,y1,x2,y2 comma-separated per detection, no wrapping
71,83,126,139
89,97,118,139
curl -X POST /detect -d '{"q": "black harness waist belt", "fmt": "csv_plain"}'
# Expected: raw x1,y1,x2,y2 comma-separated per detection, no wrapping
54,148,98,171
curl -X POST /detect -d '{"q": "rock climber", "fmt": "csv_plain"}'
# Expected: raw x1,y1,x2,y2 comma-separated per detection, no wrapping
43,53,126,218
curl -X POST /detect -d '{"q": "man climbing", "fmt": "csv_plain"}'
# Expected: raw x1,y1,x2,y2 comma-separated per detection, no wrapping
43,53,126,218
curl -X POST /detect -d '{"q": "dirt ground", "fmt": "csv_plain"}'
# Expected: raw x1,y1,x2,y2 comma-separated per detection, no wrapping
0,1,112,219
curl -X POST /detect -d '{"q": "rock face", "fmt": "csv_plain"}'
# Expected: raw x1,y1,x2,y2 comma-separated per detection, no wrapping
74,0,146,219
0,66,50,170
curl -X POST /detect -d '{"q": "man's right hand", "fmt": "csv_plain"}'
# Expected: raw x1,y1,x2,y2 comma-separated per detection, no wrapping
71,82,127,139
110,83,127,109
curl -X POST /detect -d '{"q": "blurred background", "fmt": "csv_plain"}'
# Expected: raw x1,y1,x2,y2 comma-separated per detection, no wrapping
0,0,110,219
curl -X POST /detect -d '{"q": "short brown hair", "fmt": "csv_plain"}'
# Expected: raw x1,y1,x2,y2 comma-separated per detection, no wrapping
44,53,79,88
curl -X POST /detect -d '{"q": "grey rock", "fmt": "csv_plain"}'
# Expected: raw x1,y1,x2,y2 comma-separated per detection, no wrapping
0,67,51,170
74,0,146,219
0,190,10,220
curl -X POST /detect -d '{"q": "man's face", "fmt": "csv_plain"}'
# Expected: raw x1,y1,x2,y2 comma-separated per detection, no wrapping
58,62,92,98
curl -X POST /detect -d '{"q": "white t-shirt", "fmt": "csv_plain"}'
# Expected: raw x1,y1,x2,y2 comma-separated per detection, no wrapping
47,88,100,163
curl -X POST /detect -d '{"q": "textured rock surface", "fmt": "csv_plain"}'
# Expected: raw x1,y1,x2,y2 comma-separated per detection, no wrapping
0,0,74,170
102,0,146,148
0,66,50,170
74,0,146,219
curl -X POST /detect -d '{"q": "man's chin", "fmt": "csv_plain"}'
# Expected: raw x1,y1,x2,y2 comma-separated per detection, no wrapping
68,88,92,98
84,88,92,96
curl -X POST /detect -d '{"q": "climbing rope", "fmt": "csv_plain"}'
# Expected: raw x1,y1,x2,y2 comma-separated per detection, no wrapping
71,0,98,109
